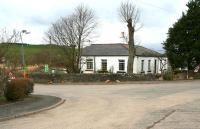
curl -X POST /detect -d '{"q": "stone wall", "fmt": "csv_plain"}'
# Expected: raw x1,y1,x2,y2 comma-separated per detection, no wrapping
27,73,158,83
173,72,200,80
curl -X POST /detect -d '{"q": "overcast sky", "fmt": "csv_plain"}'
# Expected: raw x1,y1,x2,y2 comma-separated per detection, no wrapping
0,0,189,51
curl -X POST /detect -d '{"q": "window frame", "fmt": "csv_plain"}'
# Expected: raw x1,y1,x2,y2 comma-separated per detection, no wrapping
101,59,107,71
141,60,144,73
148,60,151,72
119,59,125,71
86,59,93,70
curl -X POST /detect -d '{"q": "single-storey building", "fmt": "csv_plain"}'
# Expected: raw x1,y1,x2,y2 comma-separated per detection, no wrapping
81,43,168,74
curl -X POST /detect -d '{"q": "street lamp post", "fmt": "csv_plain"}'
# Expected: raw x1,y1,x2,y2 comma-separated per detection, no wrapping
20,30,30,78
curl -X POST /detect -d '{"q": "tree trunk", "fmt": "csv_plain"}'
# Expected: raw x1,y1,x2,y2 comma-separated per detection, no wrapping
72,46,76,73
76,36,82,73
127,19,135,74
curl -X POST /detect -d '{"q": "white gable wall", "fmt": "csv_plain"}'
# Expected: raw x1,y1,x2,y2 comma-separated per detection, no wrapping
137,57,158,74
137,57,168,74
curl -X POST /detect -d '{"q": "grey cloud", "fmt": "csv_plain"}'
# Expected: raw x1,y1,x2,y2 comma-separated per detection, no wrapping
0,0,189,46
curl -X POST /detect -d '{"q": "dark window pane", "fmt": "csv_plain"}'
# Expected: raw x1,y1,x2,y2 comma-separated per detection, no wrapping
101,59,107,71
141,60,144,72
119,60,125,71
86,59,93,70
148,60,151,71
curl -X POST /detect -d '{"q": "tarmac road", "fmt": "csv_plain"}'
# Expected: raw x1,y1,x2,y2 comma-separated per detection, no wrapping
0,80,200,129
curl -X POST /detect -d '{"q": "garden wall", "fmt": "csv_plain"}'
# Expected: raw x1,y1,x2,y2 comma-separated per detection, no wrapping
173,72,200,80
27,73,159,83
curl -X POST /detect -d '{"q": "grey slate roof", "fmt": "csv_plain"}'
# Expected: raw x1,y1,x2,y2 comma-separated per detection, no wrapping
82,43,162,57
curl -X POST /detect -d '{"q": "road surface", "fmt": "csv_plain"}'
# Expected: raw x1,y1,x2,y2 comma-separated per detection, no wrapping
1,80,200,129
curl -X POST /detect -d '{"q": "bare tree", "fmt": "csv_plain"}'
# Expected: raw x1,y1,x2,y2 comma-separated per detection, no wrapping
46,4,97,73
119,1,140,74
0,28,20,43
158,57,168,78
0,28,20,60
0,28,20,95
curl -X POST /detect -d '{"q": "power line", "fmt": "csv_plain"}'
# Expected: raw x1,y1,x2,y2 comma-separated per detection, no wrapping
135,0,173,14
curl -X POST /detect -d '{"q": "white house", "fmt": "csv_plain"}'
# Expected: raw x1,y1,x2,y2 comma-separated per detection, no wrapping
81,43,168,74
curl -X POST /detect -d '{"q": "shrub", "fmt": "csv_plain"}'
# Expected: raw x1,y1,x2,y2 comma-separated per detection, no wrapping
0,79,4,97
25,78,34,95
155,74,161,78
116,71,126,74
97,70,109,74
163,71,173,80
4,78,34,101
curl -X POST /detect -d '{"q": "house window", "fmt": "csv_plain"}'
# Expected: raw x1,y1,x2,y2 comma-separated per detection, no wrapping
101,59,107,71
86,59,93,70
148,60,151,72
141,60,144,72
119,60,125,71
154,60,157,74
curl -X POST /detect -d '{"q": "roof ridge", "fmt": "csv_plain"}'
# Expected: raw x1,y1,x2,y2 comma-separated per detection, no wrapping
91,43,124,45
121,44,129,50
139,45,161,54
82,43,162,56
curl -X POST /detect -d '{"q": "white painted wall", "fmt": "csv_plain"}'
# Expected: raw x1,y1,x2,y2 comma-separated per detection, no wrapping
136,57,168,74
137,57,157,74
81,56,168,74
81,56,129,73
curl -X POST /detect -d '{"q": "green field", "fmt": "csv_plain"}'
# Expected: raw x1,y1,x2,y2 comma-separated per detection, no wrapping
0,43,67,66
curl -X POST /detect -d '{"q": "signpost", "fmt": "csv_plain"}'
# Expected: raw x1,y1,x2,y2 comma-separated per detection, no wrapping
23,65,27,78
44,64,49,73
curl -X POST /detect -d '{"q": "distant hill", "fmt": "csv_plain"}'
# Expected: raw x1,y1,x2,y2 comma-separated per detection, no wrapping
0,43,67,66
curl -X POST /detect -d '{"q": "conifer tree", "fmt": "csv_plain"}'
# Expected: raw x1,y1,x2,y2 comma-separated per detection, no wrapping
164,0,200,70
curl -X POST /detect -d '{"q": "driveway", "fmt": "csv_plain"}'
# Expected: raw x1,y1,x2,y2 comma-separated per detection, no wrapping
0,80,200,129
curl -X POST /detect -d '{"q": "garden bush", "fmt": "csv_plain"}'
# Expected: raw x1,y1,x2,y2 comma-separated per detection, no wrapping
97,70,109,74
163,71,173,80
4,78,34,101
25,78,34,95
0,79,4,97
